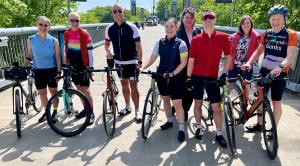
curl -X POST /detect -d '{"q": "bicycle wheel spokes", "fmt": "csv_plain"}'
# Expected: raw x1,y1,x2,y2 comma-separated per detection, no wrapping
188,116,208,136
46,89,91,137
228,84,243,120
103,91,116,138
224,99,236,155
31,81,42,113
263,105,278,160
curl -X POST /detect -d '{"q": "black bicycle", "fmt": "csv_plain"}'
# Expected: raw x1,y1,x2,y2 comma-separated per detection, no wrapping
1,62,41,138
95,67,121,138
45,66,91,137
140,71,162,140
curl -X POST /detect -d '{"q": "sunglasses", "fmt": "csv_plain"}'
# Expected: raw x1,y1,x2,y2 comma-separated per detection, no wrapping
113,10,123,14
70,19,80,23
202,15,215,21
38,23,49,28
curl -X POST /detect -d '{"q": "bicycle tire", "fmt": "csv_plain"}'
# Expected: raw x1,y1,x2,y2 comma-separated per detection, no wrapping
46,89,91,137
262,102,278,160
227,83,243,119
141,89,155,139
15,89,22,138
202,92,210,121
188,115,208,136
224,97,236,155
103,90,116,138
31,81,42,113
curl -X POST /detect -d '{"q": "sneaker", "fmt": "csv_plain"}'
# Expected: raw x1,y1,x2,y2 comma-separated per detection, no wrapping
88,113,95,126
52,110,58,123
195,128,204,140
177,131,185,142
215,135,228,148
245,123,262,132
38,113,46,123
75,109,87,119
160,122,173,130
118,107,131,116
135,112,142,123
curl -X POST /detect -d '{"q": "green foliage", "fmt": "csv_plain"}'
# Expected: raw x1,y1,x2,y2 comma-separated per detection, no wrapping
155,0,300,30
80,6,150,24
0,0,77,28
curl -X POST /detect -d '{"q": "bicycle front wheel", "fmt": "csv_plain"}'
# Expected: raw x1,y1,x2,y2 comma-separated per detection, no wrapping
262,102,278,160
103,90,116,138
224,97,236,155
14,89,22,138
46,89,91,137
142,89,156,140
31,82,42,113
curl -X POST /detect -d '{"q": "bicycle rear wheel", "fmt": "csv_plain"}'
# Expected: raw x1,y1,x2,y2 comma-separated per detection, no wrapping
262,102,278,160
227,83,243,120
103,90,116,138
224,97,236,155
141,89,156,139
46,89,91,137
188,116,208,136
14,89,22,138
202,91,211,121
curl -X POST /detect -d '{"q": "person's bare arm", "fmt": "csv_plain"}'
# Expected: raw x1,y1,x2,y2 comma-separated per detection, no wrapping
23,38,33,67
105,40,113,59
242,44,265,70
136,41,143,67
172,52,188,76
54,40,61,73
187,58,195,77
141,53,158,71
223,55,232,74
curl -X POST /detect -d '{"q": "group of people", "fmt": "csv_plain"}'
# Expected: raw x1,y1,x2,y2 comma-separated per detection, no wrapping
23,2,298,149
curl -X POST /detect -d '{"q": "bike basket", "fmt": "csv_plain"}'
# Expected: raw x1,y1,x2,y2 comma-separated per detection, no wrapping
3,68,28,81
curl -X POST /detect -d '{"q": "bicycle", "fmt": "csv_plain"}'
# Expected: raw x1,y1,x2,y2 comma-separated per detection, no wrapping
1,62,41,138
140,71,162,140
93,67,121,138
45,66,92,137
225,68,285,159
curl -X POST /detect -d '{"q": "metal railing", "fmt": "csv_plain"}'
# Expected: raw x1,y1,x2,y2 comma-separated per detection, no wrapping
0,23,110,67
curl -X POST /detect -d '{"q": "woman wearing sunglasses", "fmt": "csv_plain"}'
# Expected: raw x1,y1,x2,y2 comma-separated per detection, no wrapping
141,18,188,142
23,16,61,123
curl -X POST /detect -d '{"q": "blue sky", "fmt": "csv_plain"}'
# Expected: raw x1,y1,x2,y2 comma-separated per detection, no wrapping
77,0,154,13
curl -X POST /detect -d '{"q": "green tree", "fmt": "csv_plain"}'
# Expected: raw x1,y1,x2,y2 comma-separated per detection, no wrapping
0,0,77,28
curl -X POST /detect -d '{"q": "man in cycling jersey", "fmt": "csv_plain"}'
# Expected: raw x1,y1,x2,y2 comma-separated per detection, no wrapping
104,3,143,122
187,10,232,147
242,5,298,132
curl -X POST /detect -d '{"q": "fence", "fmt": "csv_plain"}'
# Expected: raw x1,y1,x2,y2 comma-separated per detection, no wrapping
0,23,109,88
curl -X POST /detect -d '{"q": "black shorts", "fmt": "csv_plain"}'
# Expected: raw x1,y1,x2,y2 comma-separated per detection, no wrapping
71,70,90,87
260,68,287,101
115,64,138,81
192,75,221,103
157,74,184,100
33,68,58,90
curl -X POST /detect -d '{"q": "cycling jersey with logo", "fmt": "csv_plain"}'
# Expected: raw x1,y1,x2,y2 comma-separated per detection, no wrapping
152,37,187,74
261,28,298,70
105,21,141,65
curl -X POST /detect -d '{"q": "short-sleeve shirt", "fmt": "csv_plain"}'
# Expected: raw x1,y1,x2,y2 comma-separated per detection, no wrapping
105,21,141,64
189,30,231,78
152,37,187,74
260,28,298,71
66,29,93,68
29,34,57,69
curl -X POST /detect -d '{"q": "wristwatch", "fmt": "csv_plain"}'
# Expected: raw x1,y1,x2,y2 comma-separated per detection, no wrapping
278,64,284,69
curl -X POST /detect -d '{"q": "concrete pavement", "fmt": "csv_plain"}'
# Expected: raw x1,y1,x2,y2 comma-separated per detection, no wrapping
0,26,299,166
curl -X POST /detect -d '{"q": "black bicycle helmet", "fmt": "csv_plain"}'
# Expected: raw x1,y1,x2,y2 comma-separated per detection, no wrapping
268,5,288,18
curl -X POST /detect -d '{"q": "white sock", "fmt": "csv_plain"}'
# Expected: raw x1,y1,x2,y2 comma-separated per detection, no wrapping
179,123,185,132
197,123,202,129
216,128,222,136
167,116,173,123
135,108,139,114
126,102,131,109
